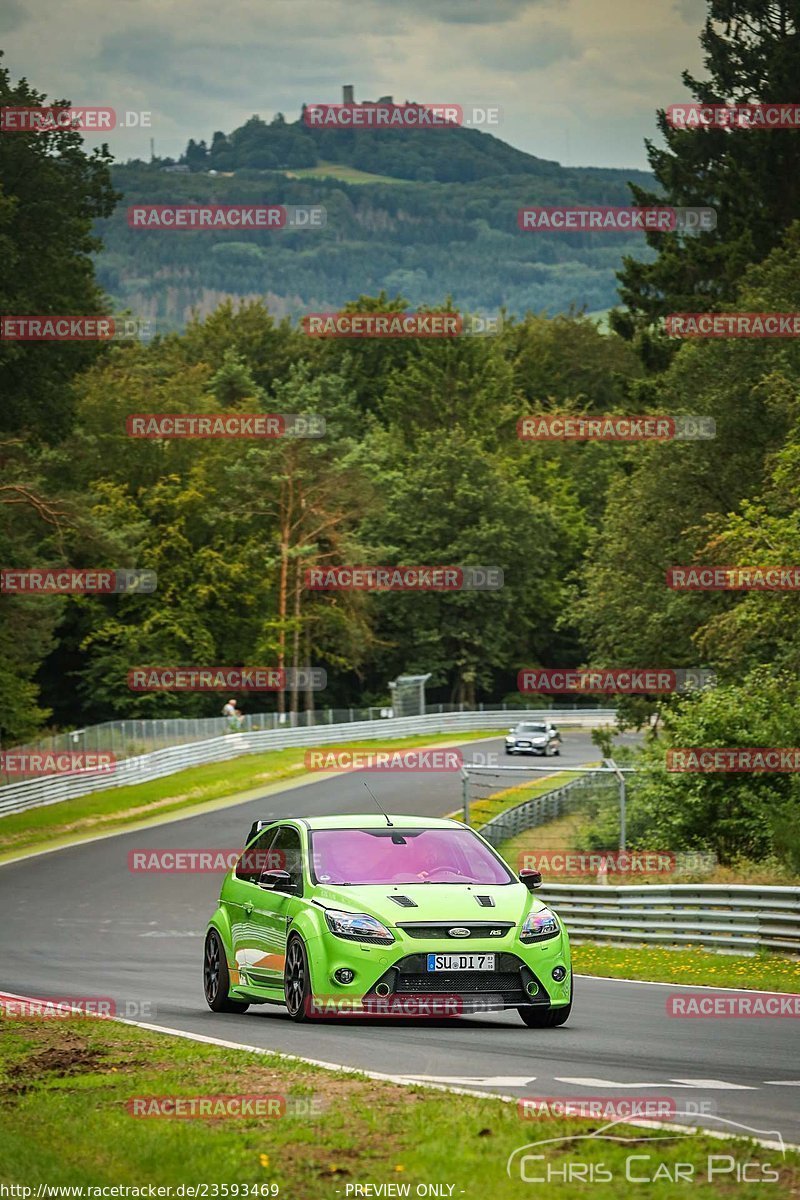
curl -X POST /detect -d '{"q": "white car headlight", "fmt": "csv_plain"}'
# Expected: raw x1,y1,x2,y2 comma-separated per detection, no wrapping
324,909,394,943
520,906,560,943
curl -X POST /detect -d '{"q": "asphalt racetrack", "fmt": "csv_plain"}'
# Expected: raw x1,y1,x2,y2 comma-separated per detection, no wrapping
0,730,796,1145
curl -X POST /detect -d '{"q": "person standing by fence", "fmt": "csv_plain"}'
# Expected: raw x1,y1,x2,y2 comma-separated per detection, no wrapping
222,698,243,732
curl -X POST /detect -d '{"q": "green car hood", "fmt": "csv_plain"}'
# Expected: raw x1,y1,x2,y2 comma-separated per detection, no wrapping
310,882,547,927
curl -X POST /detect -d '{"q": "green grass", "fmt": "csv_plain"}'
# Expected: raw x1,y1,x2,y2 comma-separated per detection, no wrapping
573,943,800,993
0,1015,796,1197
284,162,409,185
0,732,493,862
462,766,589,828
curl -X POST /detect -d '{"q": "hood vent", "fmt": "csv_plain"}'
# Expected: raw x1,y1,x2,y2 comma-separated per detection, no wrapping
388,895,418,907
475,894,495,907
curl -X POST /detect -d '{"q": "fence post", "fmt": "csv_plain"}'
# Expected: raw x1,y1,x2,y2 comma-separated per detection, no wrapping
461,770,470,826
605,757,627,851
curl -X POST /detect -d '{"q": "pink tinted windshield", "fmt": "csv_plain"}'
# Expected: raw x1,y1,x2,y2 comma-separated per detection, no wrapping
311,827,512,886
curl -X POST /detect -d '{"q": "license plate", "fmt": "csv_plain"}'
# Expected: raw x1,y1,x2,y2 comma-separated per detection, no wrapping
517,741,530,747
426,954,496,971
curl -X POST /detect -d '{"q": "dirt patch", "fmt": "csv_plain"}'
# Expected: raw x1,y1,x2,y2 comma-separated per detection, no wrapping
22,1044,105,1078
1,1036,107,1099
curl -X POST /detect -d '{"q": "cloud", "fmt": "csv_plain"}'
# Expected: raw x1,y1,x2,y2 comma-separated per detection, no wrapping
1,0,706,168
370,0,546,24
0,0,28,34
472,22,579,71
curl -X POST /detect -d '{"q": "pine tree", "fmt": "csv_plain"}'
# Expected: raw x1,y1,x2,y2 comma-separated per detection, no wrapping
613,0,800,342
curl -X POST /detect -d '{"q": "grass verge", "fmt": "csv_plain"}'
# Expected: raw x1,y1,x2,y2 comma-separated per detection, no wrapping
0,732,492,862
0,1015,796,1198
464,766,587,828
573,943,800,993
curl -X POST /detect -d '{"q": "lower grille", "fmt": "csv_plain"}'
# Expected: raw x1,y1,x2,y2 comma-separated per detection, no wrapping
396,971,523,995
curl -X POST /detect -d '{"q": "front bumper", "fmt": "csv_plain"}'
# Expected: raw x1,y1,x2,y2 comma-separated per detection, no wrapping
306,928,572,1012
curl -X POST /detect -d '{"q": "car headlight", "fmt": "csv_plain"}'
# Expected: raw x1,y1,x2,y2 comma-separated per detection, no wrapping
520,907,560,943
324,909,395,944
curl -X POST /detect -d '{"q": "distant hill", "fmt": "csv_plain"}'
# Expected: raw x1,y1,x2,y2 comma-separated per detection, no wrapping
97,108,656,329
178,106,576,185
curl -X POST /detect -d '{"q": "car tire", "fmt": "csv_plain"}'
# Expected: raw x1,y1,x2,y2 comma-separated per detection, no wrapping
204,929,249,1013
518,972,572,1027
284,934,317,1022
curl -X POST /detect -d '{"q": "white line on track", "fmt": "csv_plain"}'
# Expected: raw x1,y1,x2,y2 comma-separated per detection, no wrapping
554,1077,755,1090
0,989,796,1151
575,973,800,996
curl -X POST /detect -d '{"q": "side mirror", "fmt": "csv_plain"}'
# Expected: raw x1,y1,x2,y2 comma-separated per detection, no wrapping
519,869,542,891
258,868,293,891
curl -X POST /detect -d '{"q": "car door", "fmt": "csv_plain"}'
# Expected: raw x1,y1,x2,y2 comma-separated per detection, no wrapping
225,826,278,987
232,824,304,990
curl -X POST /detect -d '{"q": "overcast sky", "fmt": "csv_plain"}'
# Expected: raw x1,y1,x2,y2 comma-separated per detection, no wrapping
1,0,708,169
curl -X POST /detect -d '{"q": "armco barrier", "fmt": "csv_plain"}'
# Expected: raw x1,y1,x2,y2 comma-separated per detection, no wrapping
476,774,798,955
540,883,800,955
0,708,615,818
479,773,611,845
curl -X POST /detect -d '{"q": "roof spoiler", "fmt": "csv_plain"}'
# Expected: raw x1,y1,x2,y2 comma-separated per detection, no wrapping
246,819,271,847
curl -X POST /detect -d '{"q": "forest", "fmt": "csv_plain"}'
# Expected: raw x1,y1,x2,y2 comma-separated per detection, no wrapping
2,0,800,868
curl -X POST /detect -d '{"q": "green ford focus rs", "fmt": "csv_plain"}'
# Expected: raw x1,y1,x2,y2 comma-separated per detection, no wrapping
204,813,572,1026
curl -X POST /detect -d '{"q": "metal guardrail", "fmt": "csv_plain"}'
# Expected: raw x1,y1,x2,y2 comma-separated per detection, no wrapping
0,708,616,818
476,776,798,955
1,701,616,784
479,774,611,845
541,883,800,955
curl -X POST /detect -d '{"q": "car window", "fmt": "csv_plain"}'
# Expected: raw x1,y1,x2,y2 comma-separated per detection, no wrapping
269,825,304,894
310,827,513,886
235,827,277,883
